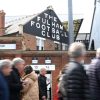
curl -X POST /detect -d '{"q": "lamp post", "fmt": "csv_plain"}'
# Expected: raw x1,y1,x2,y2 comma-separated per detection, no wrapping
68,0,74,44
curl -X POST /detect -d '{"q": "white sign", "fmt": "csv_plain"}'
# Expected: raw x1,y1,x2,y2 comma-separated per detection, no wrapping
31,65,55,71
32,60,38,64
0,44,16,49
45,60,51,64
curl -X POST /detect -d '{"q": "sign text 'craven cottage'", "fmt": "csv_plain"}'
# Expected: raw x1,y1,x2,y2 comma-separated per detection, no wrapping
23,9,69,44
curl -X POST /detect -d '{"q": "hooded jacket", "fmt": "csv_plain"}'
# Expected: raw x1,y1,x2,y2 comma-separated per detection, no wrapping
21,71,39,100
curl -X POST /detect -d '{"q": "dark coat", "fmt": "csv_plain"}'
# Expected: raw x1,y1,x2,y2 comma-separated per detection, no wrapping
59,61,90,100
38,74,47,100
5,67,23,100
0,72,9,100
88,58,100,100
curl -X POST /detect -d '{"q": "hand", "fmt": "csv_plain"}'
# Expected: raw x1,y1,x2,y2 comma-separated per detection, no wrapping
22,80,28,88
22,84,26,88
42,96,46,100
23,80,28,85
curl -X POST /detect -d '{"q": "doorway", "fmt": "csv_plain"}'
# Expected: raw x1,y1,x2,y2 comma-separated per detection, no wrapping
36,71,52,100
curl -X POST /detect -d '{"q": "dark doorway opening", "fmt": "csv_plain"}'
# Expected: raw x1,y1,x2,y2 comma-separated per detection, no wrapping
90,39,95,50
36,71,52,100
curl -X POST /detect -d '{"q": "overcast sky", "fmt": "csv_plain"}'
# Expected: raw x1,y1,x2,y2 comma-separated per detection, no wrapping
0,0,95,32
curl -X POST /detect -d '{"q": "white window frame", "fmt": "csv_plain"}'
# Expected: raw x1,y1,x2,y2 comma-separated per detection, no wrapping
62,43,68,50
36,36,46,50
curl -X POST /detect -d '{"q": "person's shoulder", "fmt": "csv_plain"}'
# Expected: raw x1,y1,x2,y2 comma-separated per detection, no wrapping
10,69,15,75
38,74,46,79
67,62,84,74
38,74,41,79
0,73,6,86
9,69,18,78
68,61,82,69
89,58,100,68
96,58,100,65
25,77,33,83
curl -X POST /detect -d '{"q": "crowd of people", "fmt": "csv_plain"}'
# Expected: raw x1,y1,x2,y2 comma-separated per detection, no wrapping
1,42,100,100
0,58,47,100
56,42,100,100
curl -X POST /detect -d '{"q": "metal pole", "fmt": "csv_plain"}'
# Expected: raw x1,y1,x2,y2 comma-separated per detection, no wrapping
88,0,96,50
68,0,74,44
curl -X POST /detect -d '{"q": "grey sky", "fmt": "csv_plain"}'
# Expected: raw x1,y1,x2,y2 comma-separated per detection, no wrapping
0,0,95,32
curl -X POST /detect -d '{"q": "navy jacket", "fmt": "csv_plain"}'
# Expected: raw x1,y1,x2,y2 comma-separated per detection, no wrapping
0,72,9,100
88,58,100,100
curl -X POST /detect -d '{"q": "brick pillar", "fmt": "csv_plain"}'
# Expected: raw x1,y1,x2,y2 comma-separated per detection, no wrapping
0,10,5,36
15,54,22,58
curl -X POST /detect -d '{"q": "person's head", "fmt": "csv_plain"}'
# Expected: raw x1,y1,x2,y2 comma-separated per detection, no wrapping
40,68,47,76
68,42,86,63
24,65,33,75
0,59,12,76
96,48,100,58
12,57,25,75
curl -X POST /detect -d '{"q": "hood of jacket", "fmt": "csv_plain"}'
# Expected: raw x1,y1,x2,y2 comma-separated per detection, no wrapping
22,71,38,81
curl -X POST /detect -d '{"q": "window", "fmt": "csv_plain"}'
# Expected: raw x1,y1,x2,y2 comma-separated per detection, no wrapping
36,36,45,50
90,39,95,50
62,43,68,50
55,43,59,50
54,41,61,50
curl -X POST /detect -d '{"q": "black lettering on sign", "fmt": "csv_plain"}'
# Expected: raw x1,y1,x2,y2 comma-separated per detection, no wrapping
34,66,38,69
46,65,49,69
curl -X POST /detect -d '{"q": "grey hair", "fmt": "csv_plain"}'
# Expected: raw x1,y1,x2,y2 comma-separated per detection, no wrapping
68,42,86,58
40,68,46,73
0,59,12,69
12,57,25,66
96,48,100,58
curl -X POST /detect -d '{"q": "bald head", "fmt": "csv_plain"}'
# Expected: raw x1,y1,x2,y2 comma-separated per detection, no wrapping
40,68,47,76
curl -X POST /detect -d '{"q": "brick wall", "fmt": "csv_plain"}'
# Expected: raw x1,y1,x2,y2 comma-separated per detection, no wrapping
0,10,5,35
23,33,56,50
0,33,65,51
0,36,23,50
23,33,36,50
44,39,55,50
0,51,95,99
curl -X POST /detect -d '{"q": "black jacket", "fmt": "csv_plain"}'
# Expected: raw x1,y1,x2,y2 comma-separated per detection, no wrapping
88,58,100,100
59,61,90,100
38,74,47,99
5,67,23,100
